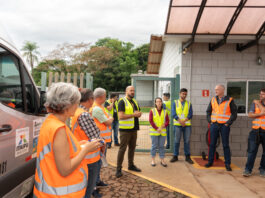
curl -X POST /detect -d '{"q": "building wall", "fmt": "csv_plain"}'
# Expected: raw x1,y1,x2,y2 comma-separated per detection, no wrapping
158,41,182,97
160,42,265,157
135,80,154,106
181,115,263,158
181,43,265,115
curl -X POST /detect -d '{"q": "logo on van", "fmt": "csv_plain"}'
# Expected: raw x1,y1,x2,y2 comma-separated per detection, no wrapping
18,134,27,145
15,127,29,157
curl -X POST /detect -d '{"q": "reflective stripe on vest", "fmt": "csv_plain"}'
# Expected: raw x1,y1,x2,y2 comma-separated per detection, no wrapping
34,143,87,195
91,103,112,142
211,97,232,124
252,104,265,130
85,150,100,159
173,100,191,126
149,108,167,136
119,97,139,129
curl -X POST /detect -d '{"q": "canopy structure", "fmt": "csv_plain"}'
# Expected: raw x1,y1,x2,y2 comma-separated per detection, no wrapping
165,0,265,51
146,35,164,74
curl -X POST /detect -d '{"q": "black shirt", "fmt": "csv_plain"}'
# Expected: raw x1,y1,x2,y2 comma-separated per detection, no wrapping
104,101,118,121
118,98,140,131
206,96,237,126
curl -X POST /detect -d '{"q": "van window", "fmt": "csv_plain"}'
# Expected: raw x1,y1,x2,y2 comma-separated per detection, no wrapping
20,63,38,113
0,53,23,111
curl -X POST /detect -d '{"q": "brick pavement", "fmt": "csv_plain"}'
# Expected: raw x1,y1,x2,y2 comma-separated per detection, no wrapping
98,166,188,198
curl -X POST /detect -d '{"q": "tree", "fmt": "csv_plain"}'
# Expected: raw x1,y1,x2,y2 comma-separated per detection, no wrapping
21,41,40,71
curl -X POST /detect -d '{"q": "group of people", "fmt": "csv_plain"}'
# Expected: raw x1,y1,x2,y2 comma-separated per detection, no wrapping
32,82,265,198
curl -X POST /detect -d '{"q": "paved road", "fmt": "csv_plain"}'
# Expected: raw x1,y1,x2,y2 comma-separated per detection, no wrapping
99,166,187,198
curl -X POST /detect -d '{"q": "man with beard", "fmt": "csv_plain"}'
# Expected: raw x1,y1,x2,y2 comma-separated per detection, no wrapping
116,86,142,178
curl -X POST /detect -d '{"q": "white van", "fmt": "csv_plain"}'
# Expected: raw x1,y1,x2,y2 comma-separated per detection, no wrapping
0,31,46,197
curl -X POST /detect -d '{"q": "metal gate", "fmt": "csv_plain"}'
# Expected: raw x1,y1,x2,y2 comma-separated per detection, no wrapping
131,74,180,153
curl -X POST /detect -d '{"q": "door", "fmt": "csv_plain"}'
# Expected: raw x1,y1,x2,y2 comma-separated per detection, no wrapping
0,45,45,197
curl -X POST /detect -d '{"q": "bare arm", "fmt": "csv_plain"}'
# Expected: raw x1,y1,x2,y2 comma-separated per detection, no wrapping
53,127,101,177
106,102,114,111
249,100,265,118
118,111,141,120
103,117,114,126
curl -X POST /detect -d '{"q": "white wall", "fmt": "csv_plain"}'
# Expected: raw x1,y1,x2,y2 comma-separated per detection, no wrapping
135,80,153,101
182,43,265,115
158,41,182,97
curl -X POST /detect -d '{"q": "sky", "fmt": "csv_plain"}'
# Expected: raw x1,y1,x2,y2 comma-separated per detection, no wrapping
0,0,169,58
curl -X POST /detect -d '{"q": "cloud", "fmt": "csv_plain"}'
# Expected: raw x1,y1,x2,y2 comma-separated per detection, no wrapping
0,0,169,57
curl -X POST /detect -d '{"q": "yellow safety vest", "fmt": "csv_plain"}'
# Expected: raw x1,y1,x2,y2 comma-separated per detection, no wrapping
149,108,167,136
104,99,118,117
174,100,191,126
163,100,171,118
119,97,140,129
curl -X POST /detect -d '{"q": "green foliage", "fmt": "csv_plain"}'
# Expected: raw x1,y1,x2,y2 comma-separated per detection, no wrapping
21,41,40,71
141,107,152,113
32,38,149,92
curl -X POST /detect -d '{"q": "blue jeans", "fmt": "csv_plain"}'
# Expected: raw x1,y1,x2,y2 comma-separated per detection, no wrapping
166,125,170,147
150,135,166,158
208,123,231,165
96,147,107,184
107,120,119,146
85,161,99,198
173,126,191,156
245,130,265,172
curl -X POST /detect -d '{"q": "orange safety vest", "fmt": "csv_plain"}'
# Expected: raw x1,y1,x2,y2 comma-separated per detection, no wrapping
7,102,15,108
252,104,265,130
71,107,100,164
33,114,87,198
90,103,112,143
211,97,232,124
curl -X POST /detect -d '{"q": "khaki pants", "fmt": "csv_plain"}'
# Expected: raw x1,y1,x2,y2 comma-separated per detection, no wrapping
117,130,137,169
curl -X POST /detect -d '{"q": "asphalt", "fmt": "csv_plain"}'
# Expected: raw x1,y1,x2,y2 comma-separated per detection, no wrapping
106,146,265,198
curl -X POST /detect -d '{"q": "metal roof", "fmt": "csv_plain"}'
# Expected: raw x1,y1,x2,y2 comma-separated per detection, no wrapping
165,0,265,51
146,35,164,74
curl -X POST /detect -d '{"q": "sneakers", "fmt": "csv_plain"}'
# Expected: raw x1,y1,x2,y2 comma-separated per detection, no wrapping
185,155,194,164
243,170,252,177
204,162,213,168
114,143,120,146
96,181,108,187
128,165,141,172
116,168,123,178
225,164,232,171
170,156,178,163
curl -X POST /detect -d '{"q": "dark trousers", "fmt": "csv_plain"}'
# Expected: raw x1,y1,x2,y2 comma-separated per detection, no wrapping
166,124,170,147
96,148,107,184
85,161,99,198
245,130,265,172
117,130,137,169
208,123,231,165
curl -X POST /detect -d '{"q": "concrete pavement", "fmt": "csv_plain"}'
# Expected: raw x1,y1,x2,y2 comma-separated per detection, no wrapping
106,147,265,198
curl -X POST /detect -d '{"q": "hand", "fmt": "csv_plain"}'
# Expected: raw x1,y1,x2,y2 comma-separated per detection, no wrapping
109,117,114,122
157,128,162,133
133,111,142,118
178,119,186,127
81,139,102,153
161,124,166,129
224,124,229,127
101,144,106,154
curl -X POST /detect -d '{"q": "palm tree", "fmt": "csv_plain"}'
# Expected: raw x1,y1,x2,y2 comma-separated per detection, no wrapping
21,41,40,71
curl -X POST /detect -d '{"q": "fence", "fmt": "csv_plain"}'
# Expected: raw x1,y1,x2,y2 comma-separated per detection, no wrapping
41,72,93,91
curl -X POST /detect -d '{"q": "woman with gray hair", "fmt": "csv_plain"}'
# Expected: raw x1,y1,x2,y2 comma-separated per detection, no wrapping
33,82,102,198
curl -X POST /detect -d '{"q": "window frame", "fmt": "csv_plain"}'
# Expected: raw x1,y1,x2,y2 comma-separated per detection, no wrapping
0,43,40,115
226,79,265,116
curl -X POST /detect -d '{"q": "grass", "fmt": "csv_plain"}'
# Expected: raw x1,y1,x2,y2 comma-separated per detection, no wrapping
139,121,149,126
141,107,152,113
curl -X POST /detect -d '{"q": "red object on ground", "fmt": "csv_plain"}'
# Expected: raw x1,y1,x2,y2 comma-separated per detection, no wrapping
193,157,225,167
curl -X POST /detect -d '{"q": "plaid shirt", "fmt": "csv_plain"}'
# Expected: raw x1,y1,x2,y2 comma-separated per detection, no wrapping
78,105,101,139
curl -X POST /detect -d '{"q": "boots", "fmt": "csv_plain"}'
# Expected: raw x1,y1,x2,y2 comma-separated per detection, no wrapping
116,167,122,178
185,155,194,164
